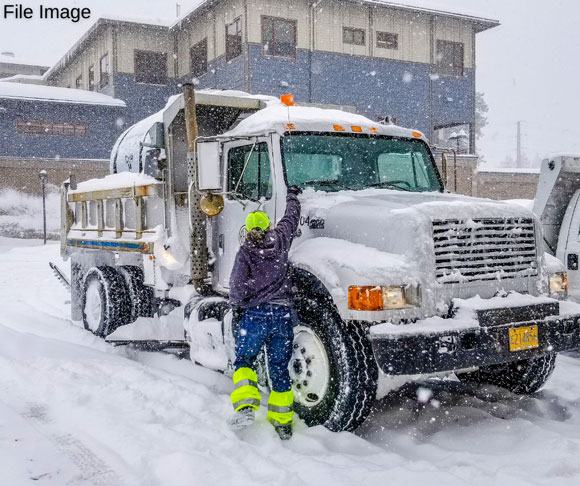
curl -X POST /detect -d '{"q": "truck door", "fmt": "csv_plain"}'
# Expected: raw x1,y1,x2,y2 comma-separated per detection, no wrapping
558,189,580,300
214,139,276,291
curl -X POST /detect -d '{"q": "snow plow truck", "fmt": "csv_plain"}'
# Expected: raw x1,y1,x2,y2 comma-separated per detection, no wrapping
59,85,580,432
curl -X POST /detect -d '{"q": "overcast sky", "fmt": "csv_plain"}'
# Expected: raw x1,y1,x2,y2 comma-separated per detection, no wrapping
1,0,579,167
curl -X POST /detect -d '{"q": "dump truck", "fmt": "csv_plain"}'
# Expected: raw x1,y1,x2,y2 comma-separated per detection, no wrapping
534,154,580,300
59,86,580,432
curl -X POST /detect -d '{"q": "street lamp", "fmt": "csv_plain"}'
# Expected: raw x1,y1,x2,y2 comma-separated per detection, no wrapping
39,169,48,244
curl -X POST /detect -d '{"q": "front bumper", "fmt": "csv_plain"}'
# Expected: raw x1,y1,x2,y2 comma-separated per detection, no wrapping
368,302,580,375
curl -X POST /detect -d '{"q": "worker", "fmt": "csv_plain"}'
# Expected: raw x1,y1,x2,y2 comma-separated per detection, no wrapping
228,185,302,440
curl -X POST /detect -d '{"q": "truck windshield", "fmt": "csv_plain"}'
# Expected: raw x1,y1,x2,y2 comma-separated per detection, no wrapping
282,134,442,193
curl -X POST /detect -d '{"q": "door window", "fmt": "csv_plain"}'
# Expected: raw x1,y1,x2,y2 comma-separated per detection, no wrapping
227,143,272,201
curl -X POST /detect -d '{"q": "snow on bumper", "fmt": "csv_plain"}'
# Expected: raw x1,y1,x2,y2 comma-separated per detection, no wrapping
368,294,580,375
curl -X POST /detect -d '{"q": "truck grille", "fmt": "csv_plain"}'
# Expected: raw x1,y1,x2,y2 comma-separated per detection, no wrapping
432,218,538,284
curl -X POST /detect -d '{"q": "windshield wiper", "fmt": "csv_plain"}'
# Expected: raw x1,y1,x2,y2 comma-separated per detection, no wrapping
302,179,354,191
368,181,412,192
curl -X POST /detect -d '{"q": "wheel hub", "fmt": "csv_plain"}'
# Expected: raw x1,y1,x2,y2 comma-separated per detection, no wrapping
84,280,103,332
289,325,330,407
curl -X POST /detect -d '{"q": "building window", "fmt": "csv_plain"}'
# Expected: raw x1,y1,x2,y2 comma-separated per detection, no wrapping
436,40,464,76
226,17,243,61
190,38,208,77
16,120,87,137
262,16,297,58
134,50,168,85
75,74,82,89
88,65,95,91
100,53,110,88
343,27,365,46
376,31,398,50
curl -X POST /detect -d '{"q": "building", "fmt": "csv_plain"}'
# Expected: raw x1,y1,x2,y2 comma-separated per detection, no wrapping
0,52,49,79
45,1,499,152
0,82,126,160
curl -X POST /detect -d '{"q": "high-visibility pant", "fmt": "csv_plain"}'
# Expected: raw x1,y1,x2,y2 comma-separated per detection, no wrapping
267,390,294,426
230,367,261,411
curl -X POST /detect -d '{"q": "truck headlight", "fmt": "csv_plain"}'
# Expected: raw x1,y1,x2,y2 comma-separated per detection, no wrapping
549,272,568,298
348,285,419,311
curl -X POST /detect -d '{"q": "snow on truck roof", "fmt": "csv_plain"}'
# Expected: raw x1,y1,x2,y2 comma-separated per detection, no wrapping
224,101,426,140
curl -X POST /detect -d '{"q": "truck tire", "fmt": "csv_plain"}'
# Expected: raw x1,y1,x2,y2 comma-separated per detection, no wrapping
456,353,557,394
81,267,130,338
117,266,153,322
292,297,378,432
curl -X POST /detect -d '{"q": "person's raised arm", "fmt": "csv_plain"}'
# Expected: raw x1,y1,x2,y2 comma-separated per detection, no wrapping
273,186,302,251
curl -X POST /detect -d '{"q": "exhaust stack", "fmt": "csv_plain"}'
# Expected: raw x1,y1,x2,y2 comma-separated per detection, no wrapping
183,83,209,292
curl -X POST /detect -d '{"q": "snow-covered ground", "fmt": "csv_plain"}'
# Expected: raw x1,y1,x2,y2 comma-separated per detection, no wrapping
2,238,580,485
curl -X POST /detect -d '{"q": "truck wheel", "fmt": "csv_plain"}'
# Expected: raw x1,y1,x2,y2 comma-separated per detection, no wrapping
81,267,130,338
456,353,557,394
291,299,378,432
117,266,153,322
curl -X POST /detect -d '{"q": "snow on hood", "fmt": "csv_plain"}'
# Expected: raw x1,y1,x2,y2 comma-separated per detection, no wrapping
224,102,424,140
290,237,416,290
295,188,537,262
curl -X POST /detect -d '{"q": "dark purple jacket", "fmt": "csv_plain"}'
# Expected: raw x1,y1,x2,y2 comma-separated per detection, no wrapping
229,194,301,308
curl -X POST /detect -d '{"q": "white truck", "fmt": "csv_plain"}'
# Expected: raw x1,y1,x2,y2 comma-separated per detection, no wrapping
534,154,580,300
60,86,580,432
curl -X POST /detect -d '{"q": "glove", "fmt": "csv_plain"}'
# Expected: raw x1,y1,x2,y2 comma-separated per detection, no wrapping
287,185,303,196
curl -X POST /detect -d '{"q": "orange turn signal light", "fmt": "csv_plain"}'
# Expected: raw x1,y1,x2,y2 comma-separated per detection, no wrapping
348,286,383,311
281,94,295,106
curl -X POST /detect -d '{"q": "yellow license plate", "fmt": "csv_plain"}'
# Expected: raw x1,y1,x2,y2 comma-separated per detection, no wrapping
509,325,539,352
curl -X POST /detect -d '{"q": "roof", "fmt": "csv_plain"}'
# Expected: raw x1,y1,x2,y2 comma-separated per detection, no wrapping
0,74,46,85
44,15,171,80
172,0,499,32
224,101,425,140
0,53,49,69
0,82,126,107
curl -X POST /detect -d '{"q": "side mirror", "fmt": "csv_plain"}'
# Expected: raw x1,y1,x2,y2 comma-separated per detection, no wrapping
197,141,222,191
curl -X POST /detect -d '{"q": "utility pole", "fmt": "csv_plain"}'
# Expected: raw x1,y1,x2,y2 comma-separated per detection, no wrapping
516,120,523,168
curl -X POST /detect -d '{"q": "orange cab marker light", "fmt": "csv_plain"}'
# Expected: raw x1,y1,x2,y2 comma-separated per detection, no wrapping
351,126,363,132
369,127,378,134
285,123,296,130
412,131,422,138
281,94,295,106
348,286,383,311
333,125,345,132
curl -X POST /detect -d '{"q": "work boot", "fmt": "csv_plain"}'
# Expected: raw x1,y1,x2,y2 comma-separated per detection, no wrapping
274,423,293,440
228,407,255,430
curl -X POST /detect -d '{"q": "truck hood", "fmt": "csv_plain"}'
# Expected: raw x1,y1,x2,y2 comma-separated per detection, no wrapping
297,188,536,257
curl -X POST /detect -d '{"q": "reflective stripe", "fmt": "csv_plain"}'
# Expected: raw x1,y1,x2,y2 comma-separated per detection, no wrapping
231,367,261,412
268,404,293,414
234,379,258,390
233,398,260,411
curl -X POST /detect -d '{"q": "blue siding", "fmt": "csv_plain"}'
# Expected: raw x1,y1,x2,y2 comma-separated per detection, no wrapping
114,73,177,126
179,52,246,91
431,70,474,128
0,98,125,159
310,50,432,134
249,45,312,103
247,45,475,136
